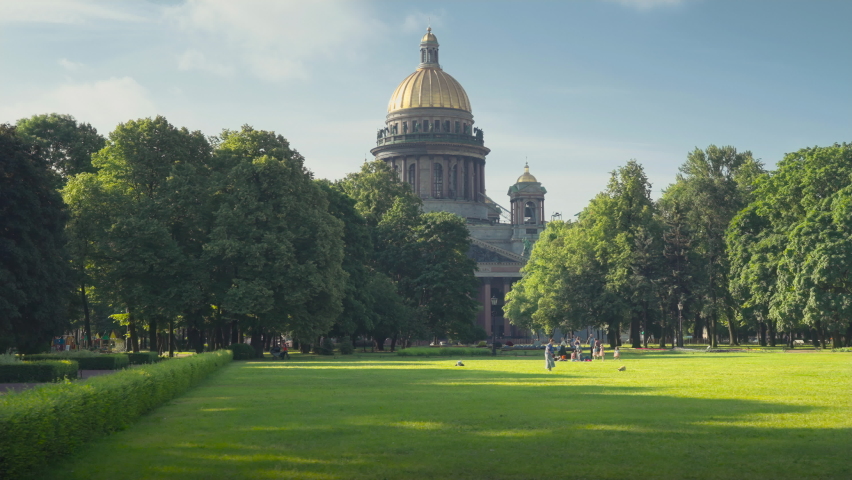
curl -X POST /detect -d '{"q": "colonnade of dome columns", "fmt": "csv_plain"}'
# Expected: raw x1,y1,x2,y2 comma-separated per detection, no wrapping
387,155,486,202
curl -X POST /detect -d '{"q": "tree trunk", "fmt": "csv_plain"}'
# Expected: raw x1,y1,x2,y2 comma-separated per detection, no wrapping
374,336,385,351
168,318,175,357
149,317,158,353
816,319,826,349
845,321,852,347
727,320,736,346
768,322,776,347
390,334,398,353
758,319,767,346
630,315,641,348
127,308,140,353
230,320,239,345
642,306,649,349
80,284,92,349
251,327,264,358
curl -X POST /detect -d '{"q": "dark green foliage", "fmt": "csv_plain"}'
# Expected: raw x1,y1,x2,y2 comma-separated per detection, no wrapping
126,352,161,365
0,350,232,478
229,343,257,360
0,125,72,353
0,360,78,382
338,337,354,355
15,113,105,185
25,354,129,370
314,338,336,355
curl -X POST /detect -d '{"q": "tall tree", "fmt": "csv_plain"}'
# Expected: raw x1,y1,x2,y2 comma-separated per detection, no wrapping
729,143,852,348
71,116,211,352
206,126,345,355
666,145,763,347
0,125,72,353
16,113,105,186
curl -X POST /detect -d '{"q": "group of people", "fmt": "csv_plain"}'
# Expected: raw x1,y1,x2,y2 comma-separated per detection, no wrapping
544,336,620,371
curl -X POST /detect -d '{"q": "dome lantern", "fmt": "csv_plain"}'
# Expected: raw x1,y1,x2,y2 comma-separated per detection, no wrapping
419,27,440,68
516,162,538,183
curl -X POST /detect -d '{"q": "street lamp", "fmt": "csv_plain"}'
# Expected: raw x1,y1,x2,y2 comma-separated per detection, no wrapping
491,295,498,356
677,301,683,348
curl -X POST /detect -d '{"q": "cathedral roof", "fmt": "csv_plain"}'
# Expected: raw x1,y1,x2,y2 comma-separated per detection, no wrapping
387,28,472,113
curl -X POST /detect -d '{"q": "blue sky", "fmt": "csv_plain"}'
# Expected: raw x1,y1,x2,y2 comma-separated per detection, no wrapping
1,0,849,217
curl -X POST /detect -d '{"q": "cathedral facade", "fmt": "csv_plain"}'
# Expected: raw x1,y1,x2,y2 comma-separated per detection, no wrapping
370,29,547,339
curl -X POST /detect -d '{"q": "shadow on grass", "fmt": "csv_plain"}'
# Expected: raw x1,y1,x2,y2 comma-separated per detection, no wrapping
42,360,851,480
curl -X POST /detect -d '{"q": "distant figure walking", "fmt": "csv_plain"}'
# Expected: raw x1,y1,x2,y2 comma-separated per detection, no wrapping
613,346,620,360
545,339,556,371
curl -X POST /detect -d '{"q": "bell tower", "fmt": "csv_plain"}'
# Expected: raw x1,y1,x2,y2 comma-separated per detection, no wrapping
508,163,547,252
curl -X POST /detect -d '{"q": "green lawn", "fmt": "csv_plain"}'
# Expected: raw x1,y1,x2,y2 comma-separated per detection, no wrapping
44,351,851,479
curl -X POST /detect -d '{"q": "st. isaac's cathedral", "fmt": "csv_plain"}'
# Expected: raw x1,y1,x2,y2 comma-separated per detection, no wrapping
371,28,548,339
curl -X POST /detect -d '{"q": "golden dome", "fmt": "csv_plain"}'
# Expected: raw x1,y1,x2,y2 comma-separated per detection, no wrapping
421,27,438,44
517,163,538,183
388,68,471,113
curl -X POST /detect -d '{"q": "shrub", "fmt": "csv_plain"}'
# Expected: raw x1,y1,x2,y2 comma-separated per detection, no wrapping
126,352,161,365
397,347,494,357
476,341,487,348
229,343,257,360
313,338,335,355
505,341,514,347
493,342,502,349
26,354,129,370
0,360,78,382
0,349,21,365
0,350,232,478
338,337,354,355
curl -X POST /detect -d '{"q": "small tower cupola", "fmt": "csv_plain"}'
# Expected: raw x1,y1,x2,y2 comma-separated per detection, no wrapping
419,27,440,69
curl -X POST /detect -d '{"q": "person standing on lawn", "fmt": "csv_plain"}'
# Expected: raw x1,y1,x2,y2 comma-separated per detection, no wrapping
545,339,556,371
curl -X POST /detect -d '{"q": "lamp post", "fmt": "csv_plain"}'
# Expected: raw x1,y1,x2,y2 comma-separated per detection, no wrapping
491,295,498,356
677,301,683,348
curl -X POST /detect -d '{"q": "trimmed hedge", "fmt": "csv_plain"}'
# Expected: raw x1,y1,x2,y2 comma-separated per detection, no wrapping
26,354,130,370
126,352,161,365
0,350,232,478
229,343,257,360
397,347,495,357
0,361,78,383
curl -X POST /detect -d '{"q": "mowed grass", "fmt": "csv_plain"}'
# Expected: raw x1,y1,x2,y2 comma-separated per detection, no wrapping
43,351,851,480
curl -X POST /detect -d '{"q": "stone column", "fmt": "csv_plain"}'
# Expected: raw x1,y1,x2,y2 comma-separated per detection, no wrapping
442,156,449,199
481,162,486,199
504,279,512,338
484,280,492,335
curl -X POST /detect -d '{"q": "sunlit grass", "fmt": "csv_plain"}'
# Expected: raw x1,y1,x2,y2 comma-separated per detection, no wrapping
43,351,851,479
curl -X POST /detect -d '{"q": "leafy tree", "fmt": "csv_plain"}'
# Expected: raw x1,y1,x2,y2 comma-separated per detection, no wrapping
0,125,73,353
729,143,852,348
339,160,416,227
206,126,346,355
16,113,105,186
665,145,763,346
70,116,212,352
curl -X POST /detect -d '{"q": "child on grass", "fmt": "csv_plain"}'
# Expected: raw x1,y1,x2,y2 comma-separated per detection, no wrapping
613,346,620,360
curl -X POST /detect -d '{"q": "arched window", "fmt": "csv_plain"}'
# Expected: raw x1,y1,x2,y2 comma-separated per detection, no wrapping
408,164,416,189
524,201,537,224
433,163,443,198
449,164,457,198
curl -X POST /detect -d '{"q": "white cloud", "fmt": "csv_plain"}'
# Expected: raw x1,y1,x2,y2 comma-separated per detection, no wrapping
0,0,143,24
177,49,234,77
0,77,157,134
163,0,386,81
59,58,84,71
606,0,685,10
